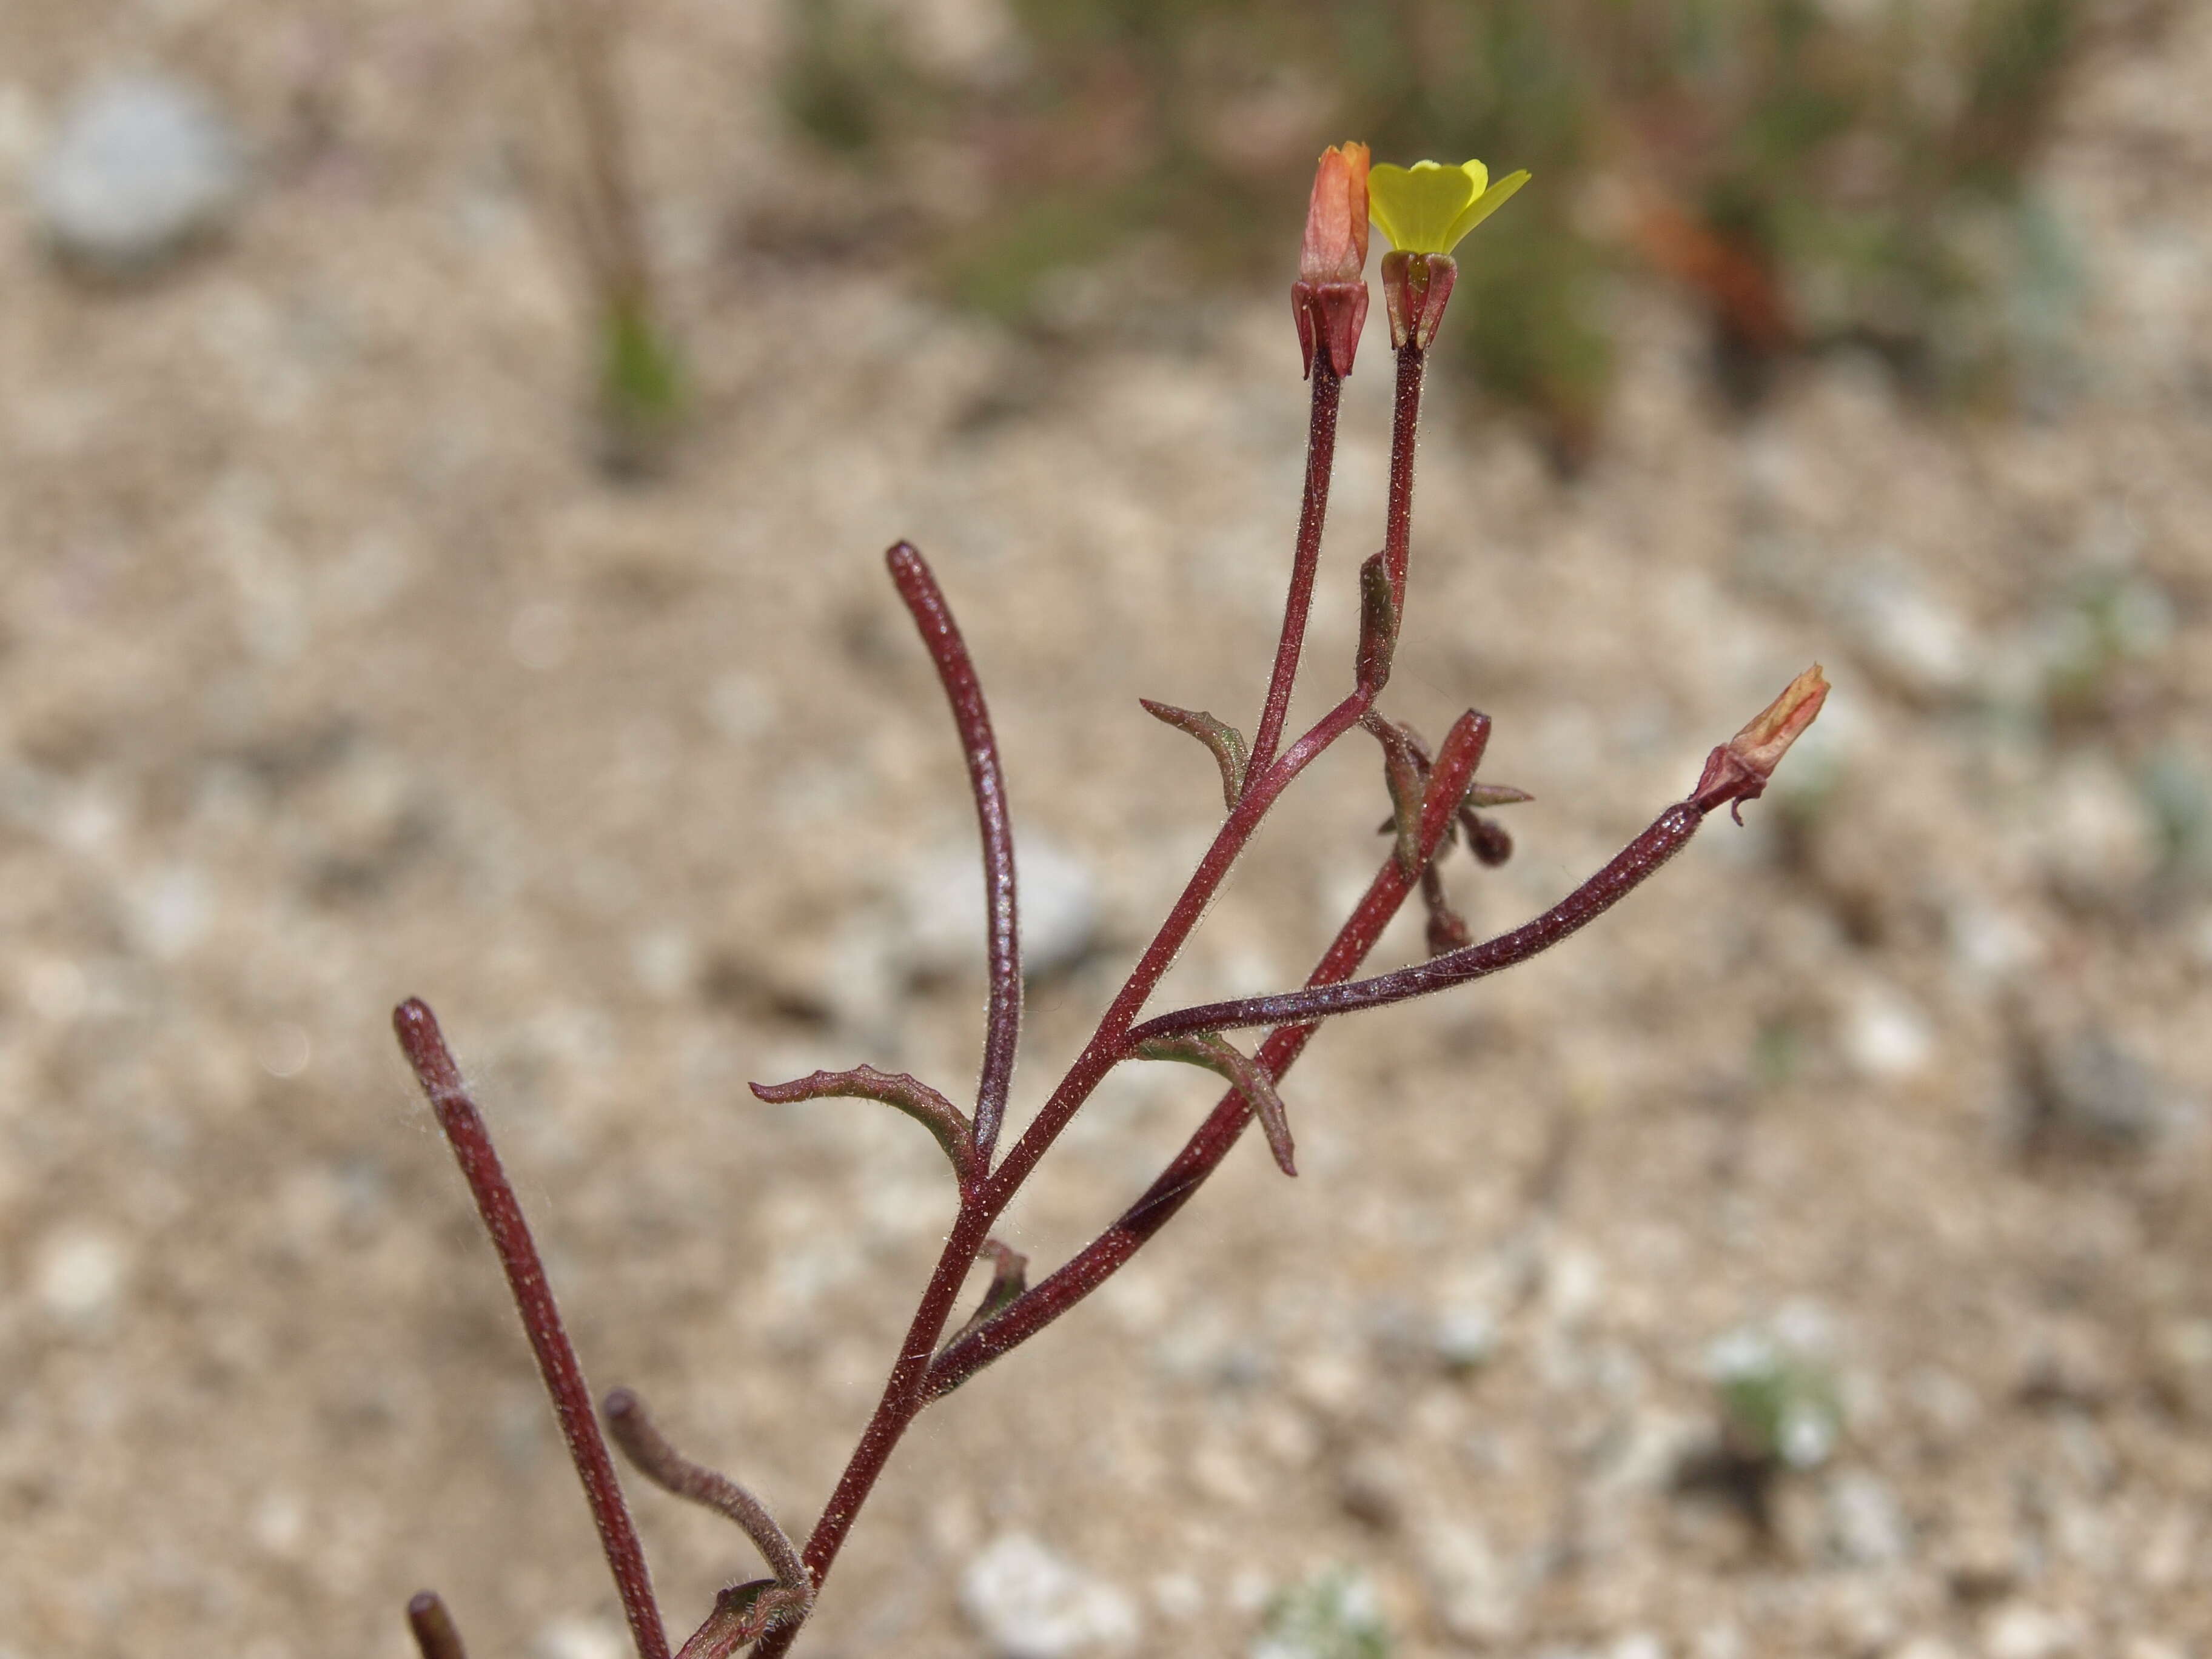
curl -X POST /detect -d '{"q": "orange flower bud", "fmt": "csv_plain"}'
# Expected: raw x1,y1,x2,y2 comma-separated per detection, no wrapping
1300,142,1370,284
1292,142,1372,378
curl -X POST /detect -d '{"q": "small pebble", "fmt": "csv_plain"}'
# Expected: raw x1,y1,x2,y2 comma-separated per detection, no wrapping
1417,1521,1521,1645
2023,1025,2168,1148
532,1617,628,1659
34,1225,129,1329
1834,566,1977,701
1981,1604,2076,1659
32,74,244,273
959,1533,1139,1658
1826,1469,1911,1566
899,832,1100,980
1841,982,1935,1080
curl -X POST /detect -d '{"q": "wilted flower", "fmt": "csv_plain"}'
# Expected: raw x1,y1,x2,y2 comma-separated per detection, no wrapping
1367,159,1529,256
1693,664,1831,821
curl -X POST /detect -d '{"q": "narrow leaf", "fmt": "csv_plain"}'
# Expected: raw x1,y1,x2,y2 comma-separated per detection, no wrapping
884,541,1022,1163
1360,712,1426,874
1355,551,1398,693
603,1389,811,1593
1467,782,1534,809
750,1065,977,1189
1140,699,1248,811
1134,1034,1298,1176
943,1236,1029,1353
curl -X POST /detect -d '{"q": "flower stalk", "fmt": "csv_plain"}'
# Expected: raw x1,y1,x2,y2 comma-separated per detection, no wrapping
387,142,1822,1659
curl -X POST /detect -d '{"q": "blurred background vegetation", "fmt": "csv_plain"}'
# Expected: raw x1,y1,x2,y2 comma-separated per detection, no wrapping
774,0,2154,466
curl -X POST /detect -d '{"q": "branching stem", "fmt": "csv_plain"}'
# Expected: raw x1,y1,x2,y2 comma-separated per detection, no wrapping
1128,799,1708,1042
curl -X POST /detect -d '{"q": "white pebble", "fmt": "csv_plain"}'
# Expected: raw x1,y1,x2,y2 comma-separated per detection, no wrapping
1841,982,1934,1079
959,1533,1139,1658
33,75,244,272
34,1226,129,1328
532,1617,628,1659
899,831,1100,979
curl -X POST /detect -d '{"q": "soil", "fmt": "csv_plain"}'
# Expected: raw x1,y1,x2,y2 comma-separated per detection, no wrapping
2,5,2210,1658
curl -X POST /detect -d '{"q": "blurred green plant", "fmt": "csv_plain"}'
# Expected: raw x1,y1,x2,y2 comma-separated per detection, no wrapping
1254,1569,1393,1659
1708,1318,1842,1470
536,0,686,474
779,0,2105,461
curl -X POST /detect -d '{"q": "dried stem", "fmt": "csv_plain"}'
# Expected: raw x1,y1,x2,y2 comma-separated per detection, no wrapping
534,0,654,324
886,541,1022,1164
393,999,671,1659
1247,360,1345,779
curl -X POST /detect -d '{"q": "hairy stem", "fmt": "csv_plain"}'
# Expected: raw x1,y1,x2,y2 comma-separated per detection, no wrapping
760,677,1390,1654
766,338,1451,1655
927,711,1491,1395
1247,361,1344,779
393,999,671,1659
603,1389,809,1592
886,542,1022,1164
1382,344,1426,610
1129,799,1707,1042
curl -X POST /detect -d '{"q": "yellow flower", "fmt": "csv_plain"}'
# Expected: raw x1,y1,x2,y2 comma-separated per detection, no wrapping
1366,159,1530,255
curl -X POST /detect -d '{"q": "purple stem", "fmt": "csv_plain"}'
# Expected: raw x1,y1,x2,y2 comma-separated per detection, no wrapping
393,999,672,1659
886,542,1022,1164
1247,361,1344,780
1128,799,1708,1043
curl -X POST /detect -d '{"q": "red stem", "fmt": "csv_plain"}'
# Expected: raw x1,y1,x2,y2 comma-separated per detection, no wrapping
393,999,671,1659
1247,361,1344,780
1383,345,1426,610
1128,799,1708,1042
925,710,1493,1395
885,542,1022,1164
760,359,1453,1644
752,692,1385,1657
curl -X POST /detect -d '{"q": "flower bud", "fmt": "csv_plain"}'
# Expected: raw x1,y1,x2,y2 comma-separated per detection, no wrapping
1300,143,1370,285
1291,142,1372,380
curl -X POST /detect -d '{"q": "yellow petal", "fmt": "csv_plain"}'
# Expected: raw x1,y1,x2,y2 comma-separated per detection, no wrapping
1367,161,1478,255
1438,169,1530,251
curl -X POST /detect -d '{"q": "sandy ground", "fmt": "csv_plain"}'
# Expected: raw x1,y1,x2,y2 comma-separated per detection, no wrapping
2,4,2211,1658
